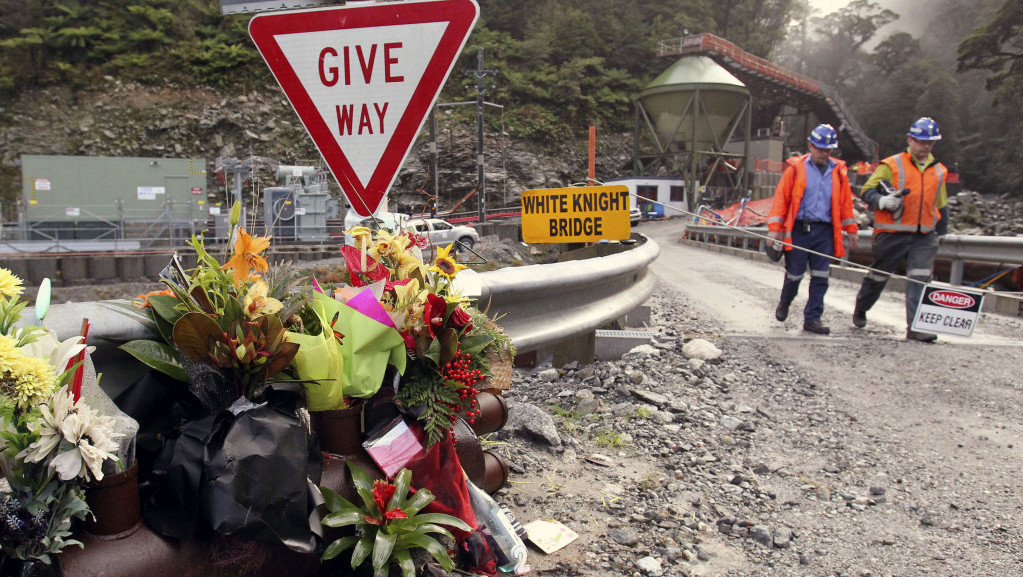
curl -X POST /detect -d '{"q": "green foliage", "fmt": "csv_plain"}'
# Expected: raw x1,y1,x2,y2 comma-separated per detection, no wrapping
175,39,259,88
320,465,471,577
870,32,921,76
550,404,580,420
118,339,187,382
593,428,629,447
0,0,260,88
395,361,462,448
957,0,1023,105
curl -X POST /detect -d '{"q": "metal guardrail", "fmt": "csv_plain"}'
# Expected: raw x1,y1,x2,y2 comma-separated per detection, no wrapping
28,235,661,359
685,224,1023,285
467,236,660,351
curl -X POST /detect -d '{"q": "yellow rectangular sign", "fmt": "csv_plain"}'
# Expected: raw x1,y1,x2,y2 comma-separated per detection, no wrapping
520,185,630,243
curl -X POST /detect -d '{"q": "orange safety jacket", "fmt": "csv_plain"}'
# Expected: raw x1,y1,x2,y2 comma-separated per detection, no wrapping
873,152,946,234
767,154,858,258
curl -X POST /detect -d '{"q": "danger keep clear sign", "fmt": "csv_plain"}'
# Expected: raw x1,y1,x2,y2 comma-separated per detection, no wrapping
520,185,631,243
911,285,985,337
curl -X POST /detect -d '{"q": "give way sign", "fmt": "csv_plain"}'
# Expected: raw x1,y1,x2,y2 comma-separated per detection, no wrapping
249,0,479,216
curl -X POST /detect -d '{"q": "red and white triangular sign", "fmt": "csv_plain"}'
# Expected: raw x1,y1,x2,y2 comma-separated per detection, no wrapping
250,0,479,216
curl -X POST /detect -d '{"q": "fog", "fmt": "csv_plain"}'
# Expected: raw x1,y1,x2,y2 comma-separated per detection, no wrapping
808,0,944,38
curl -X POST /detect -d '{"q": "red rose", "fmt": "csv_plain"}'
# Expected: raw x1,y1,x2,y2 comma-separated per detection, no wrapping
447,306,474,332
424,293,448,337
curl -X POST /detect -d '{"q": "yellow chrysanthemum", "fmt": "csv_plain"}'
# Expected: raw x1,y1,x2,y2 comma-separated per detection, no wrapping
429,244,467,279
7,355,57,408
0,334,24,374
0,268,23,298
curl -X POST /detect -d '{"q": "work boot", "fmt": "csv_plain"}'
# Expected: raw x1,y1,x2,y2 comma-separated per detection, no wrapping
803,320,830,335
852,308,867,328
906,330,937,343
775,302,789,322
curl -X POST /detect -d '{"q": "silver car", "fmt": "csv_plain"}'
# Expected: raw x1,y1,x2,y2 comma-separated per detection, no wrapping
407,218,479,253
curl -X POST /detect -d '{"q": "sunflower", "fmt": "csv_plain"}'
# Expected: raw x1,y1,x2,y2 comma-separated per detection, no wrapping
429,244,467,279
0,268,23,298
221,227,271,287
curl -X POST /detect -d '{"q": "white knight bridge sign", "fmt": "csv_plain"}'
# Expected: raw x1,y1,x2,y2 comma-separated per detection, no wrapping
520,185,631,243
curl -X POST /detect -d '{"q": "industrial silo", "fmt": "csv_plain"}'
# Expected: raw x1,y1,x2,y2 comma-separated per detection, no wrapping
634,55,751,212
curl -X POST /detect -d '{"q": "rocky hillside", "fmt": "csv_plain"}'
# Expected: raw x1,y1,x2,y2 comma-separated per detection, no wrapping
0,81,631,219
1,81,1019,236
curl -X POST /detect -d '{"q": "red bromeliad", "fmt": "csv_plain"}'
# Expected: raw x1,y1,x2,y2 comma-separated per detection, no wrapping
364,479,408,525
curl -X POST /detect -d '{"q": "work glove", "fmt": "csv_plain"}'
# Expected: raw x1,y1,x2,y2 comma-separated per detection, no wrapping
765,230,784,262
878,194,903,211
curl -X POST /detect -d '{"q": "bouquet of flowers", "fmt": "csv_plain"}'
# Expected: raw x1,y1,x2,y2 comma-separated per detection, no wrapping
0,268,120,564
317,225,515,447
123,204,305,408
118,204,322,552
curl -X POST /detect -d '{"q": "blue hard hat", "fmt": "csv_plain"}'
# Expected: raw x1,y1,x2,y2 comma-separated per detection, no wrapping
908,117,941,140
807,124,838,149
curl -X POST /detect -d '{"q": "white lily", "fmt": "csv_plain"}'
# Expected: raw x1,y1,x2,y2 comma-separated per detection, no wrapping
18,329,89,375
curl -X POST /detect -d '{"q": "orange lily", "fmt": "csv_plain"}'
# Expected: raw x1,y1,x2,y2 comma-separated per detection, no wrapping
132,288,175,308
221,228,271,287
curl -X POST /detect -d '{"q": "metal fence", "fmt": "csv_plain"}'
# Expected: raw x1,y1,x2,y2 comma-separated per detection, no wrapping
1,199,526,254
685,224,1023,286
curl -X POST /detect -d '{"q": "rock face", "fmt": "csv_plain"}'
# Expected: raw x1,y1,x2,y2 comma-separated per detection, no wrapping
0,82,631,217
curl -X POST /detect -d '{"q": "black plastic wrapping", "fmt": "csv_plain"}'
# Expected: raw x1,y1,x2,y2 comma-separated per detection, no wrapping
201,384,324,553
115,373,323,553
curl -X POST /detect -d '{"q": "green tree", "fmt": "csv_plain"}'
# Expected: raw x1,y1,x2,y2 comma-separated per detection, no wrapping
954,0,1023,195
957,0,1023,105
870,32,920,76
801,0,898,88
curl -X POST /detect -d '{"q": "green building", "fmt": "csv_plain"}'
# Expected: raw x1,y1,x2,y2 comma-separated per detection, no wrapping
19,154,207,242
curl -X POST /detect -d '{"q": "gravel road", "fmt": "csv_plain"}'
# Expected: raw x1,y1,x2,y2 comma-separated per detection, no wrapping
488,219,1023,577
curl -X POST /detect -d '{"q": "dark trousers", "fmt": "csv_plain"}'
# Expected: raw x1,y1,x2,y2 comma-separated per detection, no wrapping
780,222,834,322
855,231,939,325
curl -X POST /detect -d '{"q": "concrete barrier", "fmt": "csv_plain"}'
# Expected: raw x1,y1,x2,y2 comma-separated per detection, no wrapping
116,255,146,281
58,256,90,286
2,259,30,284
89,256,118,282
144,254,172,277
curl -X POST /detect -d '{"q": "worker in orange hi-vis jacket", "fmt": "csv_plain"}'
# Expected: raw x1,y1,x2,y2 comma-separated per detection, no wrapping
767,124,859,336
853,117,949,343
